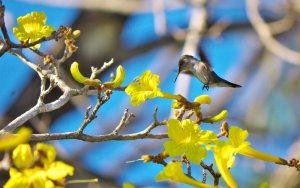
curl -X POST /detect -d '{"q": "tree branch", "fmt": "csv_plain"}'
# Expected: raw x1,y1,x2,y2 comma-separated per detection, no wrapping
246,0,300,65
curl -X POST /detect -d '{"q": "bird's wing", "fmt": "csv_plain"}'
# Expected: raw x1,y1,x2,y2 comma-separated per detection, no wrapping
198,47,213,71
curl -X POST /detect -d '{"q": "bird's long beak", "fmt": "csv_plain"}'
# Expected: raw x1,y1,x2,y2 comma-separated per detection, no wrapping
174,70,181,83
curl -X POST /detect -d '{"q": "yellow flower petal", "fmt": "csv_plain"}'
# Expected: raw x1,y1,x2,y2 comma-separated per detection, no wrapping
0,127,31,151
239,146,287,165
28,169,48,188
214,152,237,188
47,161,74,180
125,70,161,106
12,144,34,169
208,143,237,188
4,174,30,188
34,143,56,165
156,162,215,188
163,141,184,157
185,144,207,164
228,126,250,148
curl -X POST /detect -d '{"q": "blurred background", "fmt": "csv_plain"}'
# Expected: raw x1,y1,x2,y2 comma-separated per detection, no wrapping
1,0,300,187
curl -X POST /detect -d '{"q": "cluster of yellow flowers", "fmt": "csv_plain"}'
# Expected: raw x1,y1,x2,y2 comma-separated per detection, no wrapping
4,142,74,188
69,58,286,187
10,11,289,188
123,70,287,188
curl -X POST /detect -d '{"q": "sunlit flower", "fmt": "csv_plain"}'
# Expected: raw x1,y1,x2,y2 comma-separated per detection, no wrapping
5,143,74,188
156,161,215,188
13,12,55,49
208,126,288,188
125,70,162,106
163,119,216,164
0,128,31,151
125,70,182,106
208,141,237,188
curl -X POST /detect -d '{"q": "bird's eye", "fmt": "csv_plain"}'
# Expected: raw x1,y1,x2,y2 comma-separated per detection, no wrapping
179,60,184,67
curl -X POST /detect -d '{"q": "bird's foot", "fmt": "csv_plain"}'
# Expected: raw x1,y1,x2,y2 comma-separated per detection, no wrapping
202,84,209,91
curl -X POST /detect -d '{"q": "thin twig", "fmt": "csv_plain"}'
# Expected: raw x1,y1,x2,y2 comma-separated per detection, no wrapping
77,90,110,133
200,161,221,186
95,58,115,75
112,108,130,135
182,155,191,176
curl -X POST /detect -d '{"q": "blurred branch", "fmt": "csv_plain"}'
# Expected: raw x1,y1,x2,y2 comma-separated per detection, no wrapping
246,0,300,65
268,16,296,35
207,18,231,38
173,0,208,100
23,0,184,14
153,0,167,36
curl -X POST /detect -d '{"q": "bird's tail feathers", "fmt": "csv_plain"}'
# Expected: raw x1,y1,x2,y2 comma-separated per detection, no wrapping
217,77,242,88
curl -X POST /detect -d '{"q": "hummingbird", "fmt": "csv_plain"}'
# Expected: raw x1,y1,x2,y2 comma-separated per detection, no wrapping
174,49,242,91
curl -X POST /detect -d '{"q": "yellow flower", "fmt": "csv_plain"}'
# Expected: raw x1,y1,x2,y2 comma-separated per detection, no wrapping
103,65,125,88
47,161,74,180
125,70,162,106
34,143,56,166
5,143,74,188
163,119,216,164
13,12,55,49
0,127,31,151
229,127,287,164
208,141,237,188
125,70,181,106
156,161,215,188
208,126,288,188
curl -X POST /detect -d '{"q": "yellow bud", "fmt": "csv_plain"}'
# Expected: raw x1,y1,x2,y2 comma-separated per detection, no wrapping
203,110,228,123
103,65,125,88
70,62,88,84
141,155,153,163
112,65,125,87
72,30,81,38
194,95,211,104
211,110,228,122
